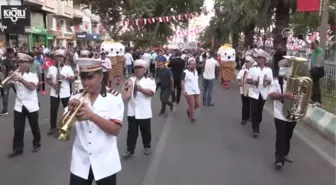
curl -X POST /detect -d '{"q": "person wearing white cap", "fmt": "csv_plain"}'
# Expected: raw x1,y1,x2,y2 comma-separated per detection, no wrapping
268,59,296,170
236,56,255,125
122,59,156,158
8,53,42,158
46,49,75,135
246,49,273,137
64,57,124,185
182,57,201,123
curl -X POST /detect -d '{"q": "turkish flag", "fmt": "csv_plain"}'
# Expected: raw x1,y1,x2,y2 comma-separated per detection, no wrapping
297,0,320,12
42,57,56,70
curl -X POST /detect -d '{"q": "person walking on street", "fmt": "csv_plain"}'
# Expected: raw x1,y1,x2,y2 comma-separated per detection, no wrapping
168,51,186,104
202,51,218,106
309,40,325,107
156,56,174,115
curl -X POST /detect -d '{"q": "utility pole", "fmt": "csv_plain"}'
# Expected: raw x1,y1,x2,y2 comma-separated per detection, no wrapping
319,0,330,50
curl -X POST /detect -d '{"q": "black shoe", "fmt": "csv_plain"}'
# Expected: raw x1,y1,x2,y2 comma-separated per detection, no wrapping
47,128,57,136
0,110,8,116
144,148,151,155
252,131,259,138
122,151,135,158
275,161,284,170
32,144,41,153
8,151,23,158
241,120,246,125
207,103,215,106
169,103,174,112
284,155,293,163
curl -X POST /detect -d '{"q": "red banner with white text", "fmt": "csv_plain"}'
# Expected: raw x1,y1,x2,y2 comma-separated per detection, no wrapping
297,0,320,12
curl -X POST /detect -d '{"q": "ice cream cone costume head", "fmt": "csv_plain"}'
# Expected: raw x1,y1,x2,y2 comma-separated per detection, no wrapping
217,44,236,88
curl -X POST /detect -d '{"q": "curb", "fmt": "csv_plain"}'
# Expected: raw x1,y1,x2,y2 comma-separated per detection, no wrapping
303,105,336,143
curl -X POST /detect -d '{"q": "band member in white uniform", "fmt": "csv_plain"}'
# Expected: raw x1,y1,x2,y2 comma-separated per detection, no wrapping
246,49,273,137
236,56,256,125
268,59,296,170
8,53,41,158
181,58,201,123
122,59,156,157
65,57,124,185
46,49,75,135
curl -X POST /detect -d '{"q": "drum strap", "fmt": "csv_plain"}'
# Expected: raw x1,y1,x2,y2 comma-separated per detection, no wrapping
278,77,284,103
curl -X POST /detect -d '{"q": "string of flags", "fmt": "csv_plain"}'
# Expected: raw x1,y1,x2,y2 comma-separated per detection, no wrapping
121,9,214,27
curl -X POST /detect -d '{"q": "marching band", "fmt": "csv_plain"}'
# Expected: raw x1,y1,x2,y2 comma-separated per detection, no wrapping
0,46,314,185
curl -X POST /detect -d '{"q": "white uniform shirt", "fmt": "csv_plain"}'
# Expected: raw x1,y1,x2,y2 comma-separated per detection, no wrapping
47,65,74,98
269,79,294,122
127,77,156,119
183,69,200,95
236,68,249,95
247,66,273,100
203,58,219,80
13,71,39,113
141,53,152,67
68,90,124,180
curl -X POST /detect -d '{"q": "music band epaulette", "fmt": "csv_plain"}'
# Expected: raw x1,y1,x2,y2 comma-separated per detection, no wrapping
108,89,120,96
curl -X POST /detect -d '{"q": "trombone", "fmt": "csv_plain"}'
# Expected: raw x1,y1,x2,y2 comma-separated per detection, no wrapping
0,68,20,88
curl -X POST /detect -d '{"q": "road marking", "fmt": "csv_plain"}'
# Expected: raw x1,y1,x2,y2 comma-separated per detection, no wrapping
141,108,175,185
264,105,336,167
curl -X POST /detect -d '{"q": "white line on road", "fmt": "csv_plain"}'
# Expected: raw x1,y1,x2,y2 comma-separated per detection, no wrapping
141,108,175,185
264,105,336,168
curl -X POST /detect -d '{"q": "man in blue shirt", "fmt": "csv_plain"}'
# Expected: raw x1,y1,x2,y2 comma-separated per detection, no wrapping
156,56,174,115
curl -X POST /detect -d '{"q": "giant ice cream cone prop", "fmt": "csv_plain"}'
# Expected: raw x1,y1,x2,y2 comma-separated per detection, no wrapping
217,44,236,89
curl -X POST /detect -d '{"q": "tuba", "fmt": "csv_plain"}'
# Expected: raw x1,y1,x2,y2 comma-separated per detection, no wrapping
242,71,249,96
58,88,90,141
282,56,312,121
0,68,20,88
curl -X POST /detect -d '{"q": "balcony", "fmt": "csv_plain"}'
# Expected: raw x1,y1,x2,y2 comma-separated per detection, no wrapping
55,0,73,19
73,7,83,19
23,0,44,6
42,0,57,14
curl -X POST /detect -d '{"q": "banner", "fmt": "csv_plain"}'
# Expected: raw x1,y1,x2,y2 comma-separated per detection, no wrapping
1,5,31,26
297,0,320,12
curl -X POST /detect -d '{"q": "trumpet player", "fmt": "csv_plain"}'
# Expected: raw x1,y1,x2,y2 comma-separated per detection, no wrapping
0,48,17,116
64,58,124,185
46,49,75,135
246,49,273,137
8,53,41,158
122,59,156,158
236,56,255,125
268,59,296,170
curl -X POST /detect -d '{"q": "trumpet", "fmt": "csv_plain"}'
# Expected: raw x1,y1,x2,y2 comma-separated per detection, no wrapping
58,88,90,141
263,74,269,88
0,68,20,88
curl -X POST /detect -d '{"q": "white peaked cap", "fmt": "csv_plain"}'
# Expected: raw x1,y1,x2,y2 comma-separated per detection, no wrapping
55,49,66,56
133,59,148,68
17,53,33,62
74,58,104,72
255,49,270,59
245,55,256,63
80,50,91,56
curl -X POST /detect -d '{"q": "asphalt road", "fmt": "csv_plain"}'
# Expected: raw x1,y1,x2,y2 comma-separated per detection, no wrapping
0,80,335,185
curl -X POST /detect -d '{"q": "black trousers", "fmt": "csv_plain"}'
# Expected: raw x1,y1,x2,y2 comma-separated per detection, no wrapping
50,96,70,129
241,95,250,121
1,84,16,112
310,67,325,104
274,118,296,163
171,77,181,103
160,88,173,112
103,72,109,87
250,94,266,133
13,106,41,152
126,116,151,153
70,168,116,185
